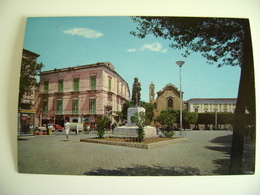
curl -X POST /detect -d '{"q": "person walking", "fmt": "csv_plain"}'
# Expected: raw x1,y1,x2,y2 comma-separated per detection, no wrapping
64,119,70,141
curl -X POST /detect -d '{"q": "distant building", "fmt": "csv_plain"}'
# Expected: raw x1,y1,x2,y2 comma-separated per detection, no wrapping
186,98,237,130
18,49,40,134
186,98,237,113
149,82,183,118
37,62,130,127
149,82,237,130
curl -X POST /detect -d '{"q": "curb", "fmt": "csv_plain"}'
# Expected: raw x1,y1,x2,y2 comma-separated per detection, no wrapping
80,137,186,149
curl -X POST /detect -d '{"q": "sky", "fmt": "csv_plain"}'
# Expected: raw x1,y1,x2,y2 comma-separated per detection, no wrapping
23,16,241,102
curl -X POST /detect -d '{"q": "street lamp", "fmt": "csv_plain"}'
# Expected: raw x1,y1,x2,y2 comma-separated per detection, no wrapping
176,61,185,136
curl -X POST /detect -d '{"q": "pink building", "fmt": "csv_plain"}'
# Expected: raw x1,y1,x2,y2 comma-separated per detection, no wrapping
37,62,130,127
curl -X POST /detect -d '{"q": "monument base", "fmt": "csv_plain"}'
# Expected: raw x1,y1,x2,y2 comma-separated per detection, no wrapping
112,125,157,138
127,106,146,126
113,106,156,138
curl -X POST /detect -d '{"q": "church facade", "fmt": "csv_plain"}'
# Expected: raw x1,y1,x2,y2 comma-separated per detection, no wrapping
149,82,183,118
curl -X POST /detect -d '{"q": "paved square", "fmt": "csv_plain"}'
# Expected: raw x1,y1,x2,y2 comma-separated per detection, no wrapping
18,131,253,176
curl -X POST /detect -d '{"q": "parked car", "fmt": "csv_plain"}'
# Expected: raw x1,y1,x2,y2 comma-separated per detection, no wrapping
37,125,47,131
70,123,83,133
53,124,63,132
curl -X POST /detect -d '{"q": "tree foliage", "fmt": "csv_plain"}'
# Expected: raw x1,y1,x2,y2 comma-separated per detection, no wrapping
217,112,235,124
19,57,44,106
131,16,255,174
131,17,244,67
197,112,215,125
122,100,134,119
113,111,123,123
155,109,178,128
122,100,154,125
182,110,198,124
197,112,234,125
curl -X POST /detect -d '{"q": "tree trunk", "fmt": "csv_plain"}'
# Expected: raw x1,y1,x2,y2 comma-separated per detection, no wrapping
229,19,255,174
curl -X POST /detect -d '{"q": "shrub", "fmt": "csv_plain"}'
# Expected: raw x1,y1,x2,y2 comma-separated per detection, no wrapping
96,116,110,138
161,128,175,138
131,111,146,142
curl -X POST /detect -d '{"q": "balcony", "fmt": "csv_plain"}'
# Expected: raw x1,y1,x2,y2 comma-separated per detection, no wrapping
54,91,64,95
39,90,49,95
70,90,79,94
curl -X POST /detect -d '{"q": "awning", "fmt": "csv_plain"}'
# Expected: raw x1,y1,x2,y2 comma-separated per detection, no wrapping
19,109,36,114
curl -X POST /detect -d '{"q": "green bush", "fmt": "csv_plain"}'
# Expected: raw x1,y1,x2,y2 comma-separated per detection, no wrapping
161,129,175,138
131,111,146,142
95,116,110,138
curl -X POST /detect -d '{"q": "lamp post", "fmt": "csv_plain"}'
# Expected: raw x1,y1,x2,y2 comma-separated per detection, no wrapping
176,61,185,136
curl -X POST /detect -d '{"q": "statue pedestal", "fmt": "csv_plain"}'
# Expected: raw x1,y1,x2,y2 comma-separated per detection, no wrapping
112,125,157,137
127,106,146,126
113,106,157,138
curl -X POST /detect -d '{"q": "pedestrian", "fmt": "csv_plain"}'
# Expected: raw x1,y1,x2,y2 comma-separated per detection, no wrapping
64,119,70,141
156,125,160,135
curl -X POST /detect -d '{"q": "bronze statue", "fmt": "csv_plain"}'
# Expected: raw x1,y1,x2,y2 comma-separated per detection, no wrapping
131,77,141,106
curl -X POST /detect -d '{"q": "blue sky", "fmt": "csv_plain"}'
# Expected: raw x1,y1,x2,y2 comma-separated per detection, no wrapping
23,16,241,102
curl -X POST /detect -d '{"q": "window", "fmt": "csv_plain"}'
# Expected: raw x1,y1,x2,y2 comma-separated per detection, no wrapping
108,93,112,101
74,78,79,92
223,104,228,112
167,98,173,108
44,81,49,93
72,99,78,115
90,76,96,90
58,79,63,92
57,99,63,115
108,77,112,92
90,99,96,114
43,100,48,114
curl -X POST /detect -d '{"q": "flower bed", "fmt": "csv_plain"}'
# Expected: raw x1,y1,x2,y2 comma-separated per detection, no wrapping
80,137,186,149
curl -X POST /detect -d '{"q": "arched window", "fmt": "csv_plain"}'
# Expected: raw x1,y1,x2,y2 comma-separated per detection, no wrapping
167,98,173,108
154,103,157,109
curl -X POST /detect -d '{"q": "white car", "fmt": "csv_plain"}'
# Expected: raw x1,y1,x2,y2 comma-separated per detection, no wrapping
37,125,47,131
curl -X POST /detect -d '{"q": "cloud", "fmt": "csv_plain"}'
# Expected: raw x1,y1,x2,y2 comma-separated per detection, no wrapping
63,28,104,38
127,48,136,52
140,41,168,53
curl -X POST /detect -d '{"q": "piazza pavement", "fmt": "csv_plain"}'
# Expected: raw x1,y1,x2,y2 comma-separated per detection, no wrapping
17,130,255,176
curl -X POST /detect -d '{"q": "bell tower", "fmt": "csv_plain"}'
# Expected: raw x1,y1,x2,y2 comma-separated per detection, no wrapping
149,82,155,103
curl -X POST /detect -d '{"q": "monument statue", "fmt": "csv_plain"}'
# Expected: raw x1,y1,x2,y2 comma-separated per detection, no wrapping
131,77,141,106
112,77,156,138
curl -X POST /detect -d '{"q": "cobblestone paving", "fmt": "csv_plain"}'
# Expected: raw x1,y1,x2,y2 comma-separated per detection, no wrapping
18,130,251,176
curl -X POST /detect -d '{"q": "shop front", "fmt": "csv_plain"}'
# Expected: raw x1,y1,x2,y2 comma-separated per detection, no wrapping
18,109,36,135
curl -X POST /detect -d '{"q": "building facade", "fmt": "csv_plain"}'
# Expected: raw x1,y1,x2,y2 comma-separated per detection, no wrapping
37,62,130,127
186,98,237,113
149,82,183,118
18,49,40,134
186,98,237,130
